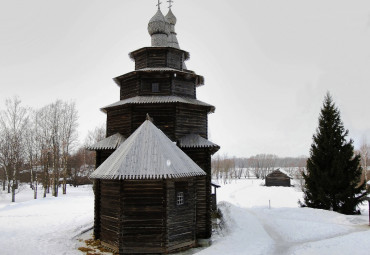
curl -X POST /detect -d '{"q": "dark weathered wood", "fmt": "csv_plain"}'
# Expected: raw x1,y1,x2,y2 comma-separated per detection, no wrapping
100,180,120,247
265,170,291,187
93,179,101,239
173,78,196,98
130,47,187,70
94,35,218,253
120,180,166,253
181,148,212,239
120,77,140,100
106,107,132,137
96,150,115,168
175,104,208,139
166,178,196,252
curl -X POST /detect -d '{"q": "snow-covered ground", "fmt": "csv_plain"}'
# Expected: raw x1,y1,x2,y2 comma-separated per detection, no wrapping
0,185,94,255
1,180,370,255
199,179,370,255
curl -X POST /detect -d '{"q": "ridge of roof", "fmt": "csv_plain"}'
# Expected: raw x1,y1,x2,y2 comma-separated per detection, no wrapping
90,120,206,180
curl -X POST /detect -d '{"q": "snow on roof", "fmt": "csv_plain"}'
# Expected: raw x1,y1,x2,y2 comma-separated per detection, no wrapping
178,134,219,149
101,96,215,113
86,133,126,150
90,120,206,180
266,169,291,179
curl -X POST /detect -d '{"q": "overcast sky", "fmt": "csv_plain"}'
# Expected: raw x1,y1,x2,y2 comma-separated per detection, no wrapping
1,0,369,157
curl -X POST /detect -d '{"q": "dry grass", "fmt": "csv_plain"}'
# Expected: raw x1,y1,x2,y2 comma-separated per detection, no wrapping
78,238,117,255
78,247,94,253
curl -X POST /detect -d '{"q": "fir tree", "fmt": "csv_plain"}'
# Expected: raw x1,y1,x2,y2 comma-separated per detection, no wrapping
301,93,366,215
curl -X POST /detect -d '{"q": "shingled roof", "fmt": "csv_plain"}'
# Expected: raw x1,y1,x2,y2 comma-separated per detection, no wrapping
86,133,126,150
101,96,215,113
177,134,220,149
90,120,206,180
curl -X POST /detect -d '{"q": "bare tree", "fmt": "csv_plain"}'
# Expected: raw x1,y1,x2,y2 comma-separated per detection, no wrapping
24,109,38,198
360,137,369,190
1,166,5,191
0,97,28,202
36,105,53,198
211,154,222,180
60,101,78,195
84,124,106,147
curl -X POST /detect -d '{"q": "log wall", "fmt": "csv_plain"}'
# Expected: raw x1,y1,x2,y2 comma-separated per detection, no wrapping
106,107,132,137
175,104,208,139
99,180,121,248
93,180,101,239
265,177,290,187
166,179,196,252
96,150,115,168
120,77,140,100
140,77,172,96
181,148,212,239
131,104,176,140
173,79,196,98
133,48,184,70
120,180,166,254
166,50,183,70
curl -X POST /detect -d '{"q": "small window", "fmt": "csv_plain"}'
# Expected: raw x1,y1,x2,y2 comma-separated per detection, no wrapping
177,192,184,205
152,83,159,92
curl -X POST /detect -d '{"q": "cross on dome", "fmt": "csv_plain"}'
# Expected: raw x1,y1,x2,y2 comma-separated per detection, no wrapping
156,0,162,10
167,0,174,9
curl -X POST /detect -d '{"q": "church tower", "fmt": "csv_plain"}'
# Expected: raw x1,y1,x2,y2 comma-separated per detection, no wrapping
89,2,219,253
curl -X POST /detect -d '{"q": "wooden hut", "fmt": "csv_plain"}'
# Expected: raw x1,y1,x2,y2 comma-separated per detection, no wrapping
88,4,219,254
91,120,206,254
265,169,291,187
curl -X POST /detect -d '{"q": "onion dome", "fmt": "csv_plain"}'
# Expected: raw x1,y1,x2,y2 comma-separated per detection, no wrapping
165,9,177,25
148,9,170,47
165,9,180,49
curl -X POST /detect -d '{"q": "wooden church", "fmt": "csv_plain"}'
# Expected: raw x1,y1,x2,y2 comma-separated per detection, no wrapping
89,1,219,254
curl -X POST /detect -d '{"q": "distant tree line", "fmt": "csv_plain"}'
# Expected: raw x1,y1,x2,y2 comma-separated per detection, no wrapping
0,96,105,202
211,154,307,184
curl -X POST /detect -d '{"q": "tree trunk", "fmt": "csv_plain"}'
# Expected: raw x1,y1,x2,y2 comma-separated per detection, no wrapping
34,177,37,199
30,166,33,189
11,179,15,203
63,181,66,195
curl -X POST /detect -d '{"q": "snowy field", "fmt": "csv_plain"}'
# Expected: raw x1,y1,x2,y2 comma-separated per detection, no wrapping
0,185,94,255
1,180,370,255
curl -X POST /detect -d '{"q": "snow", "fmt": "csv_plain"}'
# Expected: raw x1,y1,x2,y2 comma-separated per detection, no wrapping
0,185,94,255
1,179,370,255
200,179,370,255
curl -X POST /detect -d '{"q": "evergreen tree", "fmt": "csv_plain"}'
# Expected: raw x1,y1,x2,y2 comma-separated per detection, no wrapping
301,93,366,214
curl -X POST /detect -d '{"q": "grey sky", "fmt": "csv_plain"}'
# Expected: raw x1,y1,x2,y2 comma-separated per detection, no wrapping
1,0,369,157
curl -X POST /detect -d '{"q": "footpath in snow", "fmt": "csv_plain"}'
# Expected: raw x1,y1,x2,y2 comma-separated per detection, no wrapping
197,179,370,255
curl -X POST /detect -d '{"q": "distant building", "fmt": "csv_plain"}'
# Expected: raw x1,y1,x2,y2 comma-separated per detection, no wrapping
265,169,291,187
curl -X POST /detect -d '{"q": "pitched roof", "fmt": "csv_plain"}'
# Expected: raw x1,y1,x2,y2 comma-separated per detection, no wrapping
90,120,206,180
178,134,220,149
86,133,126,150
266,169,291,179
101,96,215,113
